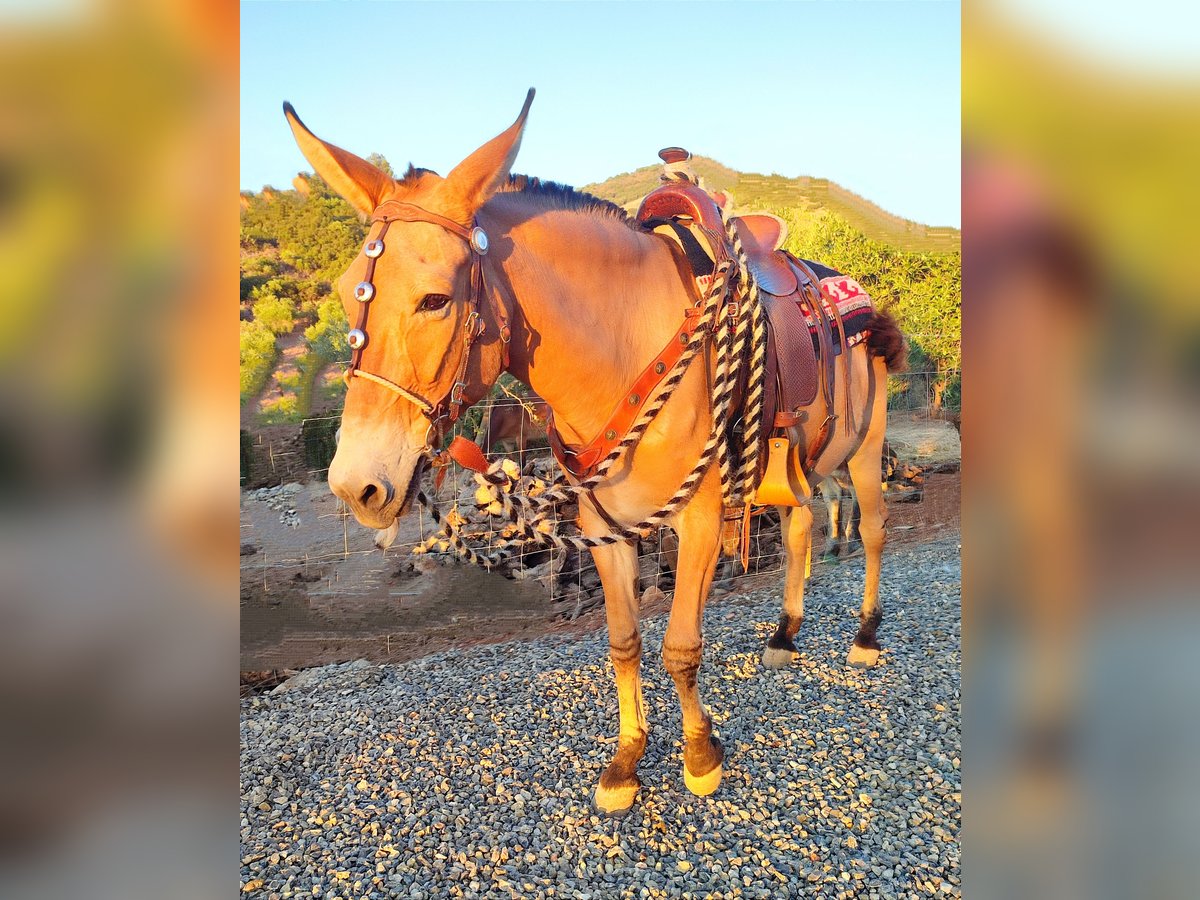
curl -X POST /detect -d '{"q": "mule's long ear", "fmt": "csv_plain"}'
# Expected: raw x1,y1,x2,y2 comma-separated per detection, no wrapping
444,88,535,217
283,102,393,215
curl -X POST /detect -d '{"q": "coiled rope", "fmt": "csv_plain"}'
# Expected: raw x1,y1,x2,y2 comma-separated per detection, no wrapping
415,169,772,568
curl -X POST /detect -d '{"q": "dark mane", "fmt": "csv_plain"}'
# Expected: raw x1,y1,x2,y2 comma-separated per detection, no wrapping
499,173,639,230
396,165,638,230
399,163,438,182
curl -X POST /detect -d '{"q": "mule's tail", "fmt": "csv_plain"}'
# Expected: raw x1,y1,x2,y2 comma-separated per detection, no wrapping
865,310,908,373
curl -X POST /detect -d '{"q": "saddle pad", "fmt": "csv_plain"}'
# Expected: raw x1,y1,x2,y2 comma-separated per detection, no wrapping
801,277,874,354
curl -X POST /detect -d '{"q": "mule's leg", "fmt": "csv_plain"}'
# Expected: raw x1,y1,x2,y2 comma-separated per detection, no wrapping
763,504,815,669
821,477,843,562
585,529,648,814
846,374,889,668
663,482,725,797
844,484,864,557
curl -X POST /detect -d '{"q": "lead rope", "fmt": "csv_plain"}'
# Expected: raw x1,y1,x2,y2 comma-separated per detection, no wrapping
414,172,772,568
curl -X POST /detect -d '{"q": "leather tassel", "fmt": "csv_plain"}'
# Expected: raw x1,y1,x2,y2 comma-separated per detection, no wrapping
739,502,753,572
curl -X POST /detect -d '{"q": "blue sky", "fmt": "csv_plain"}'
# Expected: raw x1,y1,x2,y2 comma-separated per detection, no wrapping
242,1,960,227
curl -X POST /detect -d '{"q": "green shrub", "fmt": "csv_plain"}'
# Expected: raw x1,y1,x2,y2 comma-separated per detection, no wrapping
258,394,301,424
252,293,295,335
276,370,301,391
305,295,349,359
239,321,277,401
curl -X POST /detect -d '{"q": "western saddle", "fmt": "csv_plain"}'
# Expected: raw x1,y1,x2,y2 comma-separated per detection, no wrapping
541,148,858,518
636,148,856,507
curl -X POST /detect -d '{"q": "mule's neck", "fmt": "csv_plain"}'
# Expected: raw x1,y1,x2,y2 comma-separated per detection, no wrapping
480,196,696,446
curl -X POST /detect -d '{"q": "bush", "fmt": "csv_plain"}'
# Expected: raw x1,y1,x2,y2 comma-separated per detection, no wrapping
239,321,277,401
276,370,301,391
258,394,301,425
305,295,349,359
252,293,295,335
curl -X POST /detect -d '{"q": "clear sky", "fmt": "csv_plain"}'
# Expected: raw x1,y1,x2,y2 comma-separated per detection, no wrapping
242,1,960,228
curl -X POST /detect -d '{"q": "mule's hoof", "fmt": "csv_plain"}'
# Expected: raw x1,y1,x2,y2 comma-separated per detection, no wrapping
684,761,723,797
847,644,881,668
593,779,639,816
762,646,799,669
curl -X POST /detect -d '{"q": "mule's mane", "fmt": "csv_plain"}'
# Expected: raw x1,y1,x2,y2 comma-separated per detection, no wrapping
497,174,639,231
395,164,638,231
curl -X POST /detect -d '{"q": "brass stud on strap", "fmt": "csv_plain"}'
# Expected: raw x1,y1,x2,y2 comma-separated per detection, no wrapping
604,429,617,441
364,239,385,259
679,333,688,345
347,329,366,349
354,282,375,302
628,393,640,405
469,226,489,255
654,361,666,374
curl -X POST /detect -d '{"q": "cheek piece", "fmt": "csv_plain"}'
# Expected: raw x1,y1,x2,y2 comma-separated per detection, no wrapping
343,200,512,453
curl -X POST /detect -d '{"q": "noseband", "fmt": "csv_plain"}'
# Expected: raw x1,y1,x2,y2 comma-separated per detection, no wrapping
344,199,511,450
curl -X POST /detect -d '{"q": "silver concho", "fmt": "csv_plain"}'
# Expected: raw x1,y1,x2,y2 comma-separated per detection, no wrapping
347,329,366,350
469,226,489,255
364,239,385,259
354,281,375,302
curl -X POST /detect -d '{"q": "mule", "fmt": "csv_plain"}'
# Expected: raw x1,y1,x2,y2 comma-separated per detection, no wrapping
284,90,905,813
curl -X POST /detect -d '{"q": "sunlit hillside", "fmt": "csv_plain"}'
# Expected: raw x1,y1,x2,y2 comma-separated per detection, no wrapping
584,156,960,255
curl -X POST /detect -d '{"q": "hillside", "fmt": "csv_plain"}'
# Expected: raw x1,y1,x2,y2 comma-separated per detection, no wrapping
240,160,960,448
583,156,960,255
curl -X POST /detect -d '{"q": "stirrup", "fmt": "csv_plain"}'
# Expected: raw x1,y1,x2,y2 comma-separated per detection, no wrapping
753,437,811,507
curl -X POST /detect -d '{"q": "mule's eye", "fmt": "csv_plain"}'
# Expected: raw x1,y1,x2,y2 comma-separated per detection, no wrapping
418,293,452,312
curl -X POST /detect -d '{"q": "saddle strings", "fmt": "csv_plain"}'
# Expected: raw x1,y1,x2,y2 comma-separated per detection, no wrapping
414,169,772,567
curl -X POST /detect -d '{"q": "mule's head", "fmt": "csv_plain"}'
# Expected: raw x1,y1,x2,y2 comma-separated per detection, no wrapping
284,90,534,528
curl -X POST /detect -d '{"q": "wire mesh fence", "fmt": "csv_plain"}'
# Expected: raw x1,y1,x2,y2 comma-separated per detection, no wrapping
240,371,959,641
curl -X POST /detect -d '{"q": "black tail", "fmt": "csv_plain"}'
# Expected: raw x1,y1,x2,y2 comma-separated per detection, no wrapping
865,310,908,373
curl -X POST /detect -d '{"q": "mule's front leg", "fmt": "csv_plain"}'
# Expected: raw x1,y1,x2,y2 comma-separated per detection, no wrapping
664,488,725,796
585,525,647,815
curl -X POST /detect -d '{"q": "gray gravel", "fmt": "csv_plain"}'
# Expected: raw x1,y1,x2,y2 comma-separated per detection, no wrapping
241,537,960,899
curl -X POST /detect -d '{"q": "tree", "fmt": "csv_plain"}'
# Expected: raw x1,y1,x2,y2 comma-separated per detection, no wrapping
366,153,394,177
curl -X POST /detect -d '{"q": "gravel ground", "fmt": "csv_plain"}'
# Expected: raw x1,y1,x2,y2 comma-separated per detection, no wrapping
241,537,960,899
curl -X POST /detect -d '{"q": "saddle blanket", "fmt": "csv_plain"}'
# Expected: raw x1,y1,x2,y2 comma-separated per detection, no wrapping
807,276,873,353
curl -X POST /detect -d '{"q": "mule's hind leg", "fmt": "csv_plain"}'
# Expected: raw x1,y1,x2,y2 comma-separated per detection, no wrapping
585,514,647,814
818,477,843,563
763,504,814,668
846,363,890,667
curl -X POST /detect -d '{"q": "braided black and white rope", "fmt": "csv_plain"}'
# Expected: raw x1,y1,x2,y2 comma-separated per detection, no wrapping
415,168,775,568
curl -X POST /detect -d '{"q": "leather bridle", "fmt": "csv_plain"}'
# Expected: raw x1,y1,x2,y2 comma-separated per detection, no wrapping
343,199,511,452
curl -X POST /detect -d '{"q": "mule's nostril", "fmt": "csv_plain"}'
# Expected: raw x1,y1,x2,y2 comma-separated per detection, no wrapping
360,483,378,506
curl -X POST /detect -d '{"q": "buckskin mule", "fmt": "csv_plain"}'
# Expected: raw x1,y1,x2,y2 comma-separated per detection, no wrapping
284,90,906,814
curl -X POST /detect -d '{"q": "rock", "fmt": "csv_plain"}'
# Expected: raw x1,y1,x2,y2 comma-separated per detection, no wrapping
640,586,667,606
241,538,961,900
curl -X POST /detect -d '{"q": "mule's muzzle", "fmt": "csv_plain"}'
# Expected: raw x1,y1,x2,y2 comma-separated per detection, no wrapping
328,455,426,530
